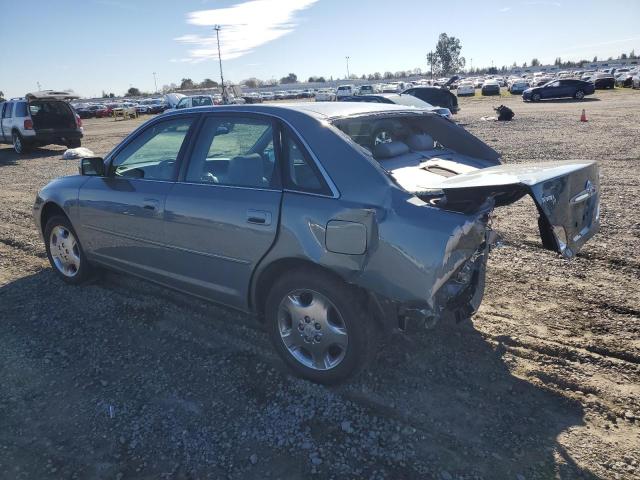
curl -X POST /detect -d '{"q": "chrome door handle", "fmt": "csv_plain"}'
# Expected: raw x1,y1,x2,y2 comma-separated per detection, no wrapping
246,209,272,226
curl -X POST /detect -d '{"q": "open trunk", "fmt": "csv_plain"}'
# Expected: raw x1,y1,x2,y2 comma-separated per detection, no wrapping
415,160,600,258
332,112,600,258
29,100,77,131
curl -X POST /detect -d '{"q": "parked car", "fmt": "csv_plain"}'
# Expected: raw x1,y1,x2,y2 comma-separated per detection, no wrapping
1,90,83,153
76,104,107,119
34,102,600,383
336,85,356,99
456,82,475,97
593,73,615,89
168,95,215,112
633,72,640,89
402,86,459,114
522,79,595,101
357,85,376,95
615,73,634,88
242,92,263,104
340,93,452,118
260,92,275,101
473,78,484,89
146,99,168,114
315,89,337,102
481,80,501,96
509,80,530,94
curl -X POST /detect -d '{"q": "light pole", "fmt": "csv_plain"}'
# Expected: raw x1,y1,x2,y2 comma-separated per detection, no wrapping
345,56,350,80
152,72,158,93
214,25,226,103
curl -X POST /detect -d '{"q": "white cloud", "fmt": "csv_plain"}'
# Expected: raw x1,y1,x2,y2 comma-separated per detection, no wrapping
498,6,512,12
175,0,319,63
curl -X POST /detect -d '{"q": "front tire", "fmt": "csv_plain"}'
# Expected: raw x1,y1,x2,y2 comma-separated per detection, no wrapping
531,93,541,102
574,90,585,100
265,269,378,384
44,215,94,284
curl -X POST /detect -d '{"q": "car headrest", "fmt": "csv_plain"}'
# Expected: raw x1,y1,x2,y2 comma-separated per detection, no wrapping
406,133,435,151
227,154,265,187
373,141,410,159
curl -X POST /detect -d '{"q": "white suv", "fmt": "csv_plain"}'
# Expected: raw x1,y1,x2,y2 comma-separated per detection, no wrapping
336,84,356,99
0,91,83,154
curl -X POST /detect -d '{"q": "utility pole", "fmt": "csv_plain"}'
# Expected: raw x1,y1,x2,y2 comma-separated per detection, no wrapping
470,58,473,72
345,56,350,79
152,72,158,93
37,81,41,91
214,25,226,104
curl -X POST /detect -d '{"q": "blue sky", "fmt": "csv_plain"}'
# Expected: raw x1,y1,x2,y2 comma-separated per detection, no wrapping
1,0,638,98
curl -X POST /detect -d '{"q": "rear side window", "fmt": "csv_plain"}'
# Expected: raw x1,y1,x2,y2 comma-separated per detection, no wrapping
15,102,28,117
282,130,331,196
186,116,276,188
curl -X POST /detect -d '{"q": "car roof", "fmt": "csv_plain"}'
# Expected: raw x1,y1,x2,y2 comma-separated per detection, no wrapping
164,102,423,120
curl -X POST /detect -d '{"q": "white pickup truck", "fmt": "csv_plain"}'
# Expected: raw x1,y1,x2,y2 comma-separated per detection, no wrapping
0,91,83,154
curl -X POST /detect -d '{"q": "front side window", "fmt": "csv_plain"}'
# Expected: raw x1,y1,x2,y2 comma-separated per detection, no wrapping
110,117,194,181
4,103,13,119
186,116,276,188
282,130,330,195
176,98,188,109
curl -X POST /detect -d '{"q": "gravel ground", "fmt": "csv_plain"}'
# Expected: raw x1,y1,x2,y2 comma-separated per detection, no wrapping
1,89,639,480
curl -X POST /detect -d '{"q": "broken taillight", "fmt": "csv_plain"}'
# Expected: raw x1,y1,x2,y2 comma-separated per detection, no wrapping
24,119,33,130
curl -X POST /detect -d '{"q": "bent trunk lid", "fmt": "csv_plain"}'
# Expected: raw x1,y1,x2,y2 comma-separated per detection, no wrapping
428,161,600,258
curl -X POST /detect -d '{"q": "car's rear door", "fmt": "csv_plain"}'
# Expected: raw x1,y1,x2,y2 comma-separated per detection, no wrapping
162,113,282,310
77,115,198,282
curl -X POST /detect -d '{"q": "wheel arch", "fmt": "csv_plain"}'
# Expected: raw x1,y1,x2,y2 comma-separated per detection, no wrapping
251,257,392,333
40,202,69,235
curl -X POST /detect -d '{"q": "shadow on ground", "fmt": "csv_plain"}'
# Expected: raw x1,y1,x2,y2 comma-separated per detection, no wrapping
0,269,598,479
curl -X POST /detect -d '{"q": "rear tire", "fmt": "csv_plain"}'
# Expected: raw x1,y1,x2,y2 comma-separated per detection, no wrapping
265,268,378,384
12,132,30,154
574,90,585,100
44,215,94,285
67,139,81,148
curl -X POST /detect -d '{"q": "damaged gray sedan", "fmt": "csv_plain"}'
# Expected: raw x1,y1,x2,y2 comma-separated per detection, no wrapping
33,103,600,383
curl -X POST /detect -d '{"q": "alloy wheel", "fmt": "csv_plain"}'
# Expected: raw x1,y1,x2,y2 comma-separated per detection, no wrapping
277,289,348,371
49,226,81,277
13,133,22,154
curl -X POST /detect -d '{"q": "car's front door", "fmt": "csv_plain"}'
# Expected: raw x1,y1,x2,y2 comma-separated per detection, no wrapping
542,81,564,99
162,114,282,309
77,115,197,281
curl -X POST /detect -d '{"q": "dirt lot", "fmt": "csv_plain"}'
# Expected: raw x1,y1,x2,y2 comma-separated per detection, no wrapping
1,90,639,480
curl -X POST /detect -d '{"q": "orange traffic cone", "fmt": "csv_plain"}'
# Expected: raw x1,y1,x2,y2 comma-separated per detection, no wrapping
580,109,588,122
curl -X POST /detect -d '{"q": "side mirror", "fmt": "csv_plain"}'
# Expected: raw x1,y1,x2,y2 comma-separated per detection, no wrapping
79,157,105,176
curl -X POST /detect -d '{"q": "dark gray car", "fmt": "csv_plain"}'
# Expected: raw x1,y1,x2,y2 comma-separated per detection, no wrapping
34,103,600,383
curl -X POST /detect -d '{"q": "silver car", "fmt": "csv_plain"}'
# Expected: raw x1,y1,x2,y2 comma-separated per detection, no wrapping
34,103,600,383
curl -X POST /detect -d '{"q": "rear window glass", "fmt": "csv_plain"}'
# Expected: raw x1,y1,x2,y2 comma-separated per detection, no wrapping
29,101,70,117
